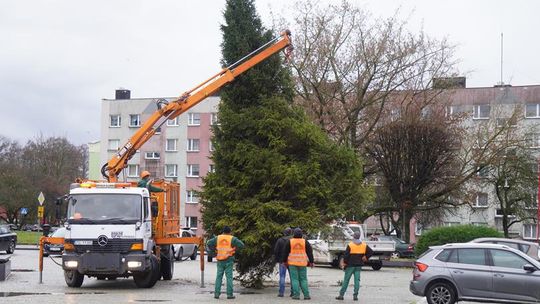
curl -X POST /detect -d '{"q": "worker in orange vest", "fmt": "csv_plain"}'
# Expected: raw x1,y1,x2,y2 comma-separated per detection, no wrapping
206,226,244,299
280,228,314,300
336,231,373,301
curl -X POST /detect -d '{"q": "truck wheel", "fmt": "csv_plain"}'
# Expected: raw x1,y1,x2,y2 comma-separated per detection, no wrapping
190,247,198,260
64,270,84,287
371,261,383,271
6,241,15,254
133,255,160,288
161,245,174,280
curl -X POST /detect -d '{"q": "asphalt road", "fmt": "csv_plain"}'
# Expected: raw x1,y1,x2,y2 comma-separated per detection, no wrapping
1,249,425,304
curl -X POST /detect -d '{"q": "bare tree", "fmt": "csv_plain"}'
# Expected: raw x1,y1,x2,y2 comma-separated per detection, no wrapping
289,0,458,152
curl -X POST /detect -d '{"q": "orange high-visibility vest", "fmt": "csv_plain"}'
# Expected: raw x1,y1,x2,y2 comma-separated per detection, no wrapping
349,242,367,254
216,234,235,261
288,238,308,266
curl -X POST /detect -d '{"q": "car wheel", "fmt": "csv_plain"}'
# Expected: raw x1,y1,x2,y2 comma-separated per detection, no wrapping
190,247,198,260
391,251,401,259
6,241,15,254
426,282,456,304
133,255,160,288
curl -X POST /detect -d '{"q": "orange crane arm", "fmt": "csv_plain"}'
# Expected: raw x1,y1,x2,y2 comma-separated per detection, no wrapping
102,30,292,181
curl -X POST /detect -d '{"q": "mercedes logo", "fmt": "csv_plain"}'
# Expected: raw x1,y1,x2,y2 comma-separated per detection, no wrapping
97,235,108,247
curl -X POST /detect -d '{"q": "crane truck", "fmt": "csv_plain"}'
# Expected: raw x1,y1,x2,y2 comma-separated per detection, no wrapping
39,30,293,288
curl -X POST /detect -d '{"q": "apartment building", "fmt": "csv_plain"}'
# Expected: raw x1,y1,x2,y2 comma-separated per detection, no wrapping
99,89,218,236
364,82,540,243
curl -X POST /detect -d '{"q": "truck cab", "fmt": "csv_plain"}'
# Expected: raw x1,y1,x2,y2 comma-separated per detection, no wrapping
61,181,176,288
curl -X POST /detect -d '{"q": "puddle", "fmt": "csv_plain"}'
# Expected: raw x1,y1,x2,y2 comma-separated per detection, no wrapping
0,292,105,297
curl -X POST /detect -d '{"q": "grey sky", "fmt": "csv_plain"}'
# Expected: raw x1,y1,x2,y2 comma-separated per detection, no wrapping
1,0,538,146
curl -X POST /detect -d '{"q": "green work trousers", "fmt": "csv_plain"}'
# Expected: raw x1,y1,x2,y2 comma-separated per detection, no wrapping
289,265,310,298
215,258,234,297
339,266,361,297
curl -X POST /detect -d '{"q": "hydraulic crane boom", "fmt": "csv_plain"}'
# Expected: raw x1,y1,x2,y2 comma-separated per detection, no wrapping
102,30,292,182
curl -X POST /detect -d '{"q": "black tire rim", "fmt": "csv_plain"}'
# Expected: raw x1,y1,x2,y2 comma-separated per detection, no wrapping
430,286,452,304
9,242,15,252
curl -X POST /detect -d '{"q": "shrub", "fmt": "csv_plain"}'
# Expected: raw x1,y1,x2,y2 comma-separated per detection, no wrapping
415,225,502,256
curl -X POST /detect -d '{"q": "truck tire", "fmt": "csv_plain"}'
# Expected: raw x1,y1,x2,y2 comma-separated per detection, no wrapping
161,245,174,280
371,261,383,271
133,255,160,288
64,270,84,287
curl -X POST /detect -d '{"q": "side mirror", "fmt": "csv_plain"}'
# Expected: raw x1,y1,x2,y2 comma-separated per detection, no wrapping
523,264,537,272
151,201,158,217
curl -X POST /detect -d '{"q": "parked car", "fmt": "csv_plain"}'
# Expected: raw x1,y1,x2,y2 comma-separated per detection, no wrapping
0,225,17,254
470,237,540,260
376,235,415,258
173,229,198,261
410,242,540,304
43,227,66,257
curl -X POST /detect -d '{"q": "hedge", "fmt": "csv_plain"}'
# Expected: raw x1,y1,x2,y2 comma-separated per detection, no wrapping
415,224,502,256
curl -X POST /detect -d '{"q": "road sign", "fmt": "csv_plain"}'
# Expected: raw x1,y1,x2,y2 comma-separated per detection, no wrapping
38,192,45,206
20,208,28,215
37,206,44,218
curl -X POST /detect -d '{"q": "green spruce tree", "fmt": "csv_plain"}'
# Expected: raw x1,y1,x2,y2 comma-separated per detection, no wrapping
201,0,370,288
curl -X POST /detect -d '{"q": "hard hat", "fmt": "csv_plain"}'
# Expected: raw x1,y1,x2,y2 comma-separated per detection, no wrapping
141,171,151,178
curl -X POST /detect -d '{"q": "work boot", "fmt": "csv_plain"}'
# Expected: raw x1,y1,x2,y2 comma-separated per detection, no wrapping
353,295,358,301
335,295,344,300
304,296,311,300
277,294,284,297
227,295,236,299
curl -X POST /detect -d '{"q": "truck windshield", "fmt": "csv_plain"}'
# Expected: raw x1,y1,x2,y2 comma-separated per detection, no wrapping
67,194,142,223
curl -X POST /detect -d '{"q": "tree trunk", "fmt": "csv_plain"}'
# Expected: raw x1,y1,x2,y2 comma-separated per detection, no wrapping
402,207,414,243
502,214,509,238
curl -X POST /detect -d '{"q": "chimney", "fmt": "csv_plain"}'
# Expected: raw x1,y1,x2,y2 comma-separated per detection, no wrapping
115,88,131,100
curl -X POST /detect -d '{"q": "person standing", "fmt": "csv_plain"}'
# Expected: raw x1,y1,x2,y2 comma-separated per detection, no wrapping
336,231,373,301
274,227,292,297
281,228,314,300
137,171,164,193
206,226,245,299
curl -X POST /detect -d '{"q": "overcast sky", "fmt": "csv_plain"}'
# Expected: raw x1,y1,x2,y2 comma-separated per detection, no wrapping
1,0,538,146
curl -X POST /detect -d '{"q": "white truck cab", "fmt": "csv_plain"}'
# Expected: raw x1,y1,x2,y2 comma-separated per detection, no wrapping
62,183,160,287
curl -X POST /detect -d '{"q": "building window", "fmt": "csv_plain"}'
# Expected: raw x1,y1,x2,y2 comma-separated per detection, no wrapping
473,192,488,208
108,139,120,151
187,139,200,152
165,164,178,177
473,104,490,119
144,152,160,160
526,133,540,148
496,117,517,128
209,141,214,152
167,117,179,126
127,164,139,177
523,224,538,240
445,105,464,118
187,164,200,177
476,165,489,178
166,139,178,152
415,223,424,236
211,113,219,125
110,115,121,127
129,114,141,127
185,216,198,229
186,190,200,204
188,113,201,126
208,164,215,173
525,104,540,118
495,208,516,218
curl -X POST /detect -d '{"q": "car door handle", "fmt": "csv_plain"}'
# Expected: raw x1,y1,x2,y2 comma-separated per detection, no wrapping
494,273,504,278
452,270,464,274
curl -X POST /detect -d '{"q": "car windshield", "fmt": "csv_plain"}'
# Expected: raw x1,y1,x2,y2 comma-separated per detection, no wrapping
51,228,66,238
67,194,142,222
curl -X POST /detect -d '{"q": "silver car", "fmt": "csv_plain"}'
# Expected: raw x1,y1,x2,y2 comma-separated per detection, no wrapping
173,229,198,261
410,242,540,304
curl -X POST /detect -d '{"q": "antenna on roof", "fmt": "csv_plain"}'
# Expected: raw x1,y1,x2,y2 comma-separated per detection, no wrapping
499,32,504,86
